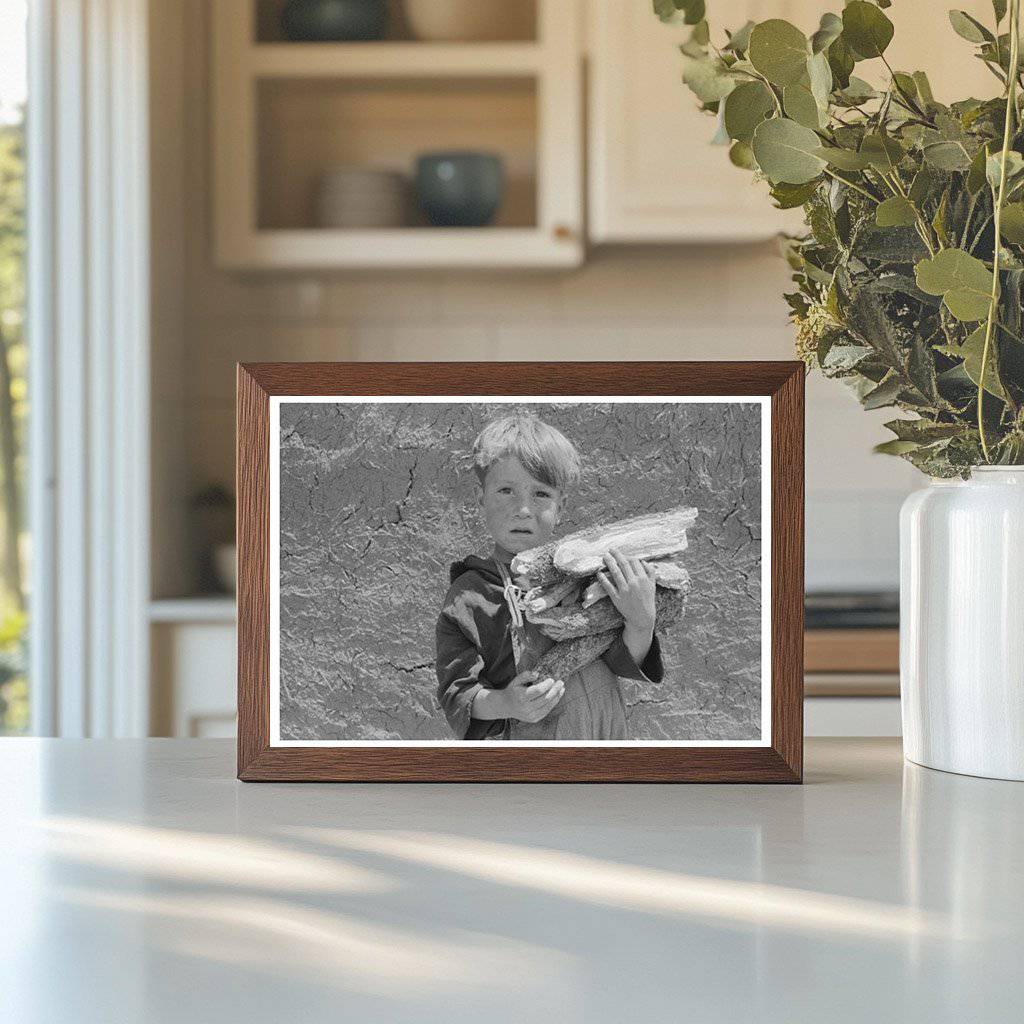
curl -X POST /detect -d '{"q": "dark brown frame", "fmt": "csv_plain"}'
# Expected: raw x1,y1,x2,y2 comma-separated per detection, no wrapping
237,362,804,782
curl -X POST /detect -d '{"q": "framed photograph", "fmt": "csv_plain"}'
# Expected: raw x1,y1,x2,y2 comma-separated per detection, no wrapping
237,362,804,782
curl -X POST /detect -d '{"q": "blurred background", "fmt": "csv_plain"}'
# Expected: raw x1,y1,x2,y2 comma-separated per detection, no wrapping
1,0,1000,740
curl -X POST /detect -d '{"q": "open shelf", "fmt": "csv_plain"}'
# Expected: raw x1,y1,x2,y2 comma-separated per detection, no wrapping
257,76,537,232
249,42,544,78
254,0,538,45
213,0,581,268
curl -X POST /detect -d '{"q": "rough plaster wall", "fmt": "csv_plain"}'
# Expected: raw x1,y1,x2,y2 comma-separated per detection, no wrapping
278,401,761,740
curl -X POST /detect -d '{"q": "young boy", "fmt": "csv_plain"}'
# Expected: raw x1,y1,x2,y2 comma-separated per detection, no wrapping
435,412,664,741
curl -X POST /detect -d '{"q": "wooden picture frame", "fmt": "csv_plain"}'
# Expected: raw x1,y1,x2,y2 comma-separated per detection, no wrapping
237,362,804,782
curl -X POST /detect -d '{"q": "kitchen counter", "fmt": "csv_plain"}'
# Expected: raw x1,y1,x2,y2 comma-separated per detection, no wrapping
2,738,1022,1023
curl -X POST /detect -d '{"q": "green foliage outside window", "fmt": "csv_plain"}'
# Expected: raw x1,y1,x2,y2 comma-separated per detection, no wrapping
0,110,28,733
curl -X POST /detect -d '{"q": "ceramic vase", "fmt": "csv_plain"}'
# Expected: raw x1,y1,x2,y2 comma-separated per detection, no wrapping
900,467,1024,781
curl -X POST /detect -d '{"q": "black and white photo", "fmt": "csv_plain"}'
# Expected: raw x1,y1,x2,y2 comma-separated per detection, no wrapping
269,396,770,746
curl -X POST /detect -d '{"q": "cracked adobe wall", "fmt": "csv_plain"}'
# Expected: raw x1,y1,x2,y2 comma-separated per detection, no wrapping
278,401,762,740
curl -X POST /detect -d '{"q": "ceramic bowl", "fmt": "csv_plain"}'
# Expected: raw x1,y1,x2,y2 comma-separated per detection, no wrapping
403,0,534,42
314,167,409,228
280,0,388,42
414,152,504,227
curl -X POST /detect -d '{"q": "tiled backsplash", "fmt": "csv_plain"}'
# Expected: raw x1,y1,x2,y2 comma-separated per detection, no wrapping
173,249,918,594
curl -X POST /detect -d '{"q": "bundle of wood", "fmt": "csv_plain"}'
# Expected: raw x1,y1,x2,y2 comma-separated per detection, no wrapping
509,507,698,679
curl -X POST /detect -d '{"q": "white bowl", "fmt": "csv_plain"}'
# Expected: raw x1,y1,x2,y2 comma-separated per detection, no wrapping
314,168,410,227
404,0,534,42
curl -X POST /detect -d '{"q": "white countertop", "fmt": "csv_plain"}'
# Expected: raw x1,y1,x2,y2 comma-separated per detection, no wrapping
2,738,1021,1023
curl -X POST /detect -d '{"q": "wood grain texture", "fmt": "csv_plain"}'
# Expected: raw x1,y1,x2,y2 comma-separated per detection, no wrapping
770,364,805,783
236,361,805,783
236,366,270,775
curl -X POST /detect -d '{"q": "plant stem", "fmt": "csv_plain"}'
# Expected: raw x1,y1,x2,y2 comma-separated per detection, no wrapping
751,69,783,116
880,54,930,120
821,167,879,203
979,0,1021,462
996,317,1024,344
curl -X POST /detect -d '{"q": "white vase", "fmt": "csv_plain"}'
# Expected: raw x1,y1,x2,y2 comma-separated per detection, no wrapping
900,467,1024,781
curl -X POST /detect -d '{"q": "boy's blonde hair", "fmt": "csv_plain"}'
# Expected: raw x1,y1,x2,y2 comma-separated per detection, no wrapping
472,412,581,491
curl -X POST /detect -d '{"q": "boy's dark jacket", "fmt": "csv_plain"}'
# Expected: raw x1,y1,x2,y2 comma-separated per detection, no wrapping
435,554,664,739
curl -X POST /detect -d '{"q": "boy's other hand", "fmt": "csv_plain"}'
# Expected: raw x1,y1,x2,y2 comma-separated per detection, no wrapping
505,670,565,723
597,548,657,633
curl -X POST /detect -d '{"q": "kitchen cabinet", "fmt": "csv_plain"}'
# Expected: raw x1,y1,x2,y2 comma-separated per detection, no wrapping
587,1,811,243
587,0,999,244
211,0,583,269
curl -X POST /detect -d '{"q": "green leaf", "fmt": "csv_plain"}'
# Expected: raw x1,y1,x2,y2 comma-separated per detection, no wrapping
875,196,918,227
993,0,1008,25
892,72,919,102
959,324,1007,398
827,35,855,89
862,374,902,409
1000,202,1024,242
783,83,822,128
923,141,973,171
681,0,705,25
986,150,1024,190
814,145,872,170
860,133,905,173
724,20,755,53
810,12,843,54
854,225,929,263
842,1,894,60
909,165,936,205
932,190,950,247
884,418,963,443
728,140,758,169
681,55,737,103
948,10,993,44
912,71,935,105
748,19,810,87
822,342,874,374
914,249,994,321
807,51,833,111
653,0,677,23
836,75,877,104
770,179,820,208
751,117,827,184
967,142,994,194
874,439,921,455
723,81,775,143
653,0,705,25
690,20,710,46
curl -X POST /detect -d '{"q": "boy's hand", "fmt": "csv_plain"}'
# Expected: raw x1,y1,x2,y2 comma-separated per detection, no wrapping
503,670,565,723
597,548,657,634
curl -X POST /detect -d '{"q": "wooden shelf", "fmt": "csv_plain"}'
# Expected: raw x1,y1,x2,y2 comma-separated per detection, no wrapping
217,227,579,270
805,628,900,675
249,42,544,79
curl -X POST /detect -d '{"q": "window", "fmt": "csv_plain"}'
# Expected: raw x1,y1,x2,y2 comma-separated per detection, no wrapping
0,0,28,734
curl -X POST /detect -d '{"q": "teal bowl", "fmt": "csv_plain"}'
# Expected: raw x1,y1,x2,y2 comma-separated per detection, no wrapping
280,0,388,42
415,152,505,228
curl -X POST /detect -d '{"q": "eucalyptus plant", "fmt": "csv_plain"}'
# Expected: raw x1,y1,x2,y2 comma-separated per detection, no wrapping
659,0,1024,475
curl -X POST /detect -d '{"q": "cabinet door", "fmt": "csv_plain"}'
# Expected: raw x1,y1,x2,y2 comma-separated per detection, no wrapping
588,1,1003,245
588,1,814,243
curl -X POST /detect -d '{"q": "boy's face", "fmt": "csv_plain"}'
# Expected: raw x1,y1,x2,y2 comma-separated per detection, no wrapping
479,456,564,556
